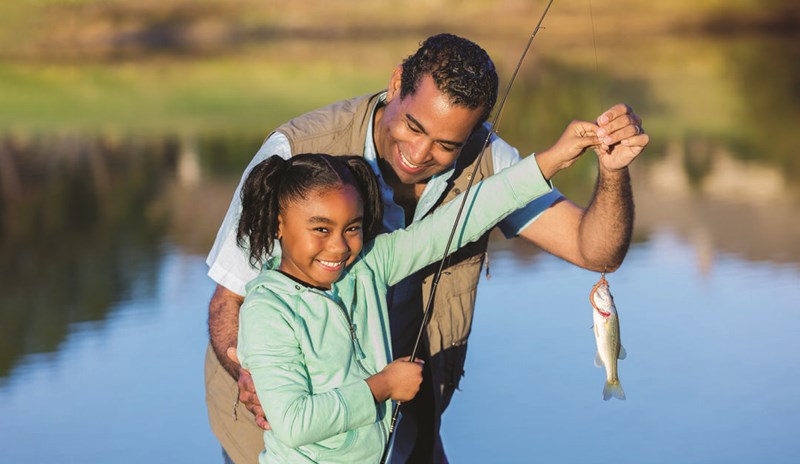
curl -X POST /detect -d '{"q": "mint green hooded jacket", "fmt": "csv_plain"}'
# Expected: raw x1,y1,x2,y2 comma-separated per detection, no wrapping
237,153,552,463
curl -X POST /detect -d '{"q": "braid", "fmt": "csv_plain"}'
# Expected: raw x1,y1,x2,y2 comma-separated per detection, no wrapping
342,156,384,242
237,156,287,267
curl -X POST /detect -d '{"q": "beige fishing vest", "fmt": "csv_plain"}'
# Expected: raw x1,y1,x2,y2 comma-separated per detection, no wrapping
276,92,494,412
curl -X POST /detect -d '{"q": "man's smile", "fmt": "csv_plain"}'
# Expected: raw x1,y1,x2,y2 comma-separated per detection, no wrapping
398,149,425,172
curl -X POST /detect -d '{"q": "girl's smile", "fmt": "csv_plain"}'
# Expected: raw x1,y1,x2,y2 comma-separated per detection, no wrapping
277,185,364,289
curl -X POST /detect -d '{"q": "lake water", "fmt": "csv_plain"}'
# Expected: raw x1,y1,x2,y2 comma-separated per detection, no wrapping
1,24,799,464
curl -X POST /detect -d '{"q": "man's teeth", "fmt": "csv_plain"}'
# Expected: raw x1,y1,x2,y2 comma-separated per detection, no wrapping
400,152,421,169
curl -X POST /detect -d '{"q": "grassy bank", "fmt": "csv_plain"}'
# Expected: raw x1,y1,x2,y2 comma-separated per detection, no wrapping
0,0,797,141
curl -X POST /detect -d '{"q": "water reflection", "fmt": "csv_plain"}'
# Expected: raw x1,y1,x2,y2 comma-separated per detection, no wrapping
632,141,800,271
0,135,170,379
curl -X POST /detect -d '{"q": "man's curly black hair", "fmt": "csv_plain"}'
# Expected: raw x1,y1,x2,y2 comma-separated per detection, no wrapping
400,33,498,125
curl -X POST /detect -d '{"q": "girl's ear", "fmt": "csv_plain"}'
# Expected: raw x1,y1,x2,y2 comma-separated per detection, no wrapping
276,214,284,241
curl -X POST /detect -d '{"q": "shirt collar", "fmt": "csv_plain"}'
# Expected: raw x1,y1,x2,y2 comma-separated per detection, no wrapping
363,92,457,226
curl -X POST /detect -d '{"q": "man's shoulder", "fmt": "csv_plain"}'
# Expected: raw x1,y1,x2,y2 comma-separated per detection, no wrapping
276,92,383,156
278,93,379,138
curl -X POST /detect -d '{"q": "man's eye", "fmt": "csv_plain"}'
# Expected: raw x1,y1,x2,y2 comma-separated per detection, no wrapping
406,122,421,133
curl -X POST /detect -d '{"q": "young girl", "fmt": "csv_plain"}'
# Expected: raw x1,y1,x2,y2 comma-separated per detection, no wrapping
236,152,553,463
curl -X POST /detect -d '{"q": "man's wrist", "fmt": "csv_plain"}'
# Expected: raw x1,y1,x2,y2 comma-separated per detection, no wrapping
598,163,630,177
211,343,241,379
597,164,631,190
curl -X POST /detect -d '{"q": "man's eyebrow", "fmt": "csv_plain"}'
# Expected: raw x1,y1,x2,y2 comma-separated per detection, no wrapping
406,114,464,148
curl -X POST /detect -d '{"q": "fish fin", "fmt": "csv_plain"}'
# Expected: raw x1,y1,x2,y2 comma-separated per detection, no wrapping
619,344,627,360
603,380,626,401
594,352,604,368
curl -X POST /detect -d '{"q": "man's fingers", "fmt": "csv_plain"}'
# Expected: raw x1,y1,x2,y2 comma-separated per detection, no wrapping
622,133,650,149
247,404,265,418
238,388,257,403
237,371,256,392
256,417,272,431
597,103,633,125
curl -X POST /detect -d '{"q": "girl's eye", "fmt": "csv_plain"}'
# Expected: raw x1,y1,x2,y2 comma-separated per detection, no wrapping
313,227,329,233
346,225,362,233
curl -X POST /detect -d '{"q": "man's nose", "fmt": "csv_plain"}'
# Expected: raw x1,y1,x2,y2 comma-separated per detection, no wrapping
406,137,433,164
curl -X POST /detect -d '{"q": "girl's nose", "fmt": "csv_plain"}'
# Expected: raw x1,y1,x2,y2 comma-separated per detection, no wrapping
328,233,350,253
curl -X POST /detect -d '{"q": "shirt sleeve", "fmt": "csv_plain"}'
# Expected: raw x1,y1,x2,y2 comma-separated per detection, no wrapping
238,294,377,448
490,135,565,238
366,151,554,286
206,133,291,296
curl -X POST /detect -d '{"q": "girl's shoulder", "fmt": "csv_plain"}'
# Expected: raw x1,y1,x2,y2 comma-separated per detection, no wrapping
242,270,300,312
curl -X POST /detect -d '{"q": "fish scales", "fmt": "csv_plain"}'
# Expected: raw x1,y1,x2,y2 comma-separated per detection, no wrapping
590,277,626,401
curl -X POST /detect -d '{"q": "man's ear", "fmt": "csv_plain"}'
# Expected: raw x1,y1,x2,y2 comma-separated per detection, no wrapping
385,65,402,103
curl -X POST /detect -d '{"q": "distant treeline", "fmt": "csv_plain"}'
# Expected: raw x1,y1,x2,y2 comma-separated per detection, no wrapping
2,0,798,61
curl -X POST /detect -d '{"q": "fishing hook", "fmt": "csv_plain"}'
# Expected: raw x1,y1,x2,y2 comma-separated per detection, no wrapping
379,1,556,462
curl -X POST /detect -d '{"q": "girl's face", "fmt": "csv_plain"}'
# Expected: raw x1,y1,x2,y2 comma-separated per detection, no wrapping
277,184,364,289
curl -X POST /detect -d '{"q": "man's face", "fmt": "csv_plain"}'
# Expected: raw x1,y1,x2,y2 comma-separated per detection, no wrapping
374,68,485,186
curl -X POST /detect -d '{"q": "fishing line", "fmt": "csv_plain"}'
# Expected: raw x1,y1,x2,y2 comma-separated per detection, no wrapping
379,1,555,462
588,0,604,114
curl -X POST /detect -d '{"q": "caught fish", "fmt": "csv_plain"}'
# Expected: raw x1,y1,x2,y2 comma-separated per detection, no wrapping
590,276,626,400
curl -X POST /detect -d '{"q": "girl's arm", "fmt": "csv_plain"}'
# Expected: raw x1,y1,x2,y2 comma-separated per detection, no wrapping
367,152,553,286
238,297,377,449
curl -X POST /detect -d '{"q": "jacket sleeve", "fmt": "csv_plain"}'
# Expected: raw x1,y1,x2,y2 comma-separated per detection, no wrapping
237,295,377,448
366,153,553,286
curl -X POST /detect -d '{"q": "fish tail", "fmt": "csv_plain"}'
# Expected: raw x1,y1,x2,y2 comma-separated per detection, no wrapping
603,380,626,401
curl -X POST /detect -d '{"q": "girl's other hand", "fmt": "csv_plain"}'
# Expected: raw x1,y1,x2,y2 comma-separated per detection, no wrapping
366,356,424,402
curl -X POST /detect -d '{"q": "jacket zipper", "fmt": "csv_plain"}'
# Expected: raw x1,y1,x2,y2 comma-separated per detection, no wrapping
347,286,390,444
337,288,390,450
314,286,388,445
315,286,372,375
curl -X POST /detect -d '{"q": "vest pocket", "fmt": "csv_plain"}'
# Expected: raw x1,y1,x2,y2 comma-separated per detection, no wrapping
432,254,482,345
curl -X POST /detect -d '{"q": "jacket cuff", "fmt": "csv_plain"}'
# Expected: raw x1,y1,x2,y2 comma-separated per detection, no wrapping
337,380,379,430
504,154,554,206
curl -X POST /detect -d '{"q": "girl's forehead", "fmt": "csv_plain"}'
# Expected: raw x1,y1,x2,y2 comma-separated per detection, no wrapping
284,184,362,211
307,184,359,201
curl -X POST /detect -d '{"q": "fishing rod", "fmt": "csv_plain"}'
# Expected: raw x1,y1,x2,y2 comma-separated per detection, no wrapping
379,1,555,462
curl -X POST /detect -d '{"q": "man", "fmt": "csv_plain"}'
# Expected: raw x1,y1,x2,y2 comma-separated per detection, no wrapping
205,33,648,463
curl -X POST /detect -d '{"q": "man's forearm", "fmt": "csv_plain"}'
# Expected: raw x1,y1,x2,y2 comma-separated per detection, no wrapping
208,284,245,379
578,166,634,272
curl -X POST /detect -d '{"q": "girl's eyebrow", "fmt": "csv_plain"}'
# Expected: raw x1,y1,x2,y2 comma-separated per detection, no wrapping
308,216,364,224
406,114,463,149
